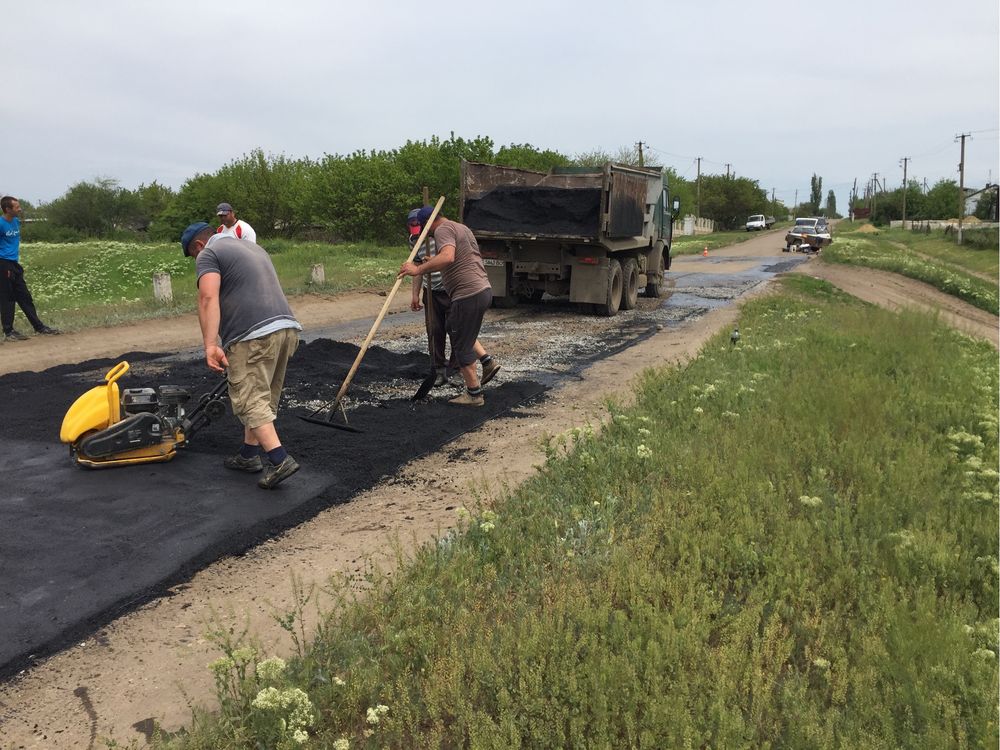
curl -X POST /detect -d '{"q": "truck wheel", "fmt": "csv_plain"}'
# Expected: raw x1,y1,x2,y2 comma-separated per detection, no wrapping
621,258,639,310
645,248,664,298
596,259,623,316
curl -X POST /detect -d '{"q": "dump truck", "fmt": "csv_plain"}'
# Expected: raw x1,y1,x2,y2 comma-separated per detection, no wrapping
459,160,678,316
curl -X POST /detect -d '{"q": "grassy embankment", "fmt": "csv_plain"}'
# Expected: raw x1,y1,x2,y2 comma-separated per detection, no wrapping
12,239,404,331
154,277,999,749
821,227,999,315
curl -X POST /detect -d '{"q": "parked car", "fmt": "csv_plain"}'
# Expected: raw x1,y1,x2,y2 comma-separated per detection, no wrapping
794,217,830,233
784,217,832,252
746,214,776,231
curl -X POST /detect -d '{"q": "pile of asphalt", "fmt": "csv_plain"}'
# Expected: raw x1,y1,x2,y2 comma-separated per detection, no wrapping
0,339,546,678
463,186,602,237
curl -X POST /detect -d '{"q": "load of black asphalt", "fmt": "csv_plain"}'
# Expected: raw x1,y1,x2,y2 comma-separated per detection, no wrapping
463,186,602,237
0,339,546,679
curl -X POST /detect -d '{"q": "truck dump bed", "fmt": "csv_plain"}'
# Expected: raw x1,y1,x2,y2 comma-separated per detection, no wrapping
460,161,661,243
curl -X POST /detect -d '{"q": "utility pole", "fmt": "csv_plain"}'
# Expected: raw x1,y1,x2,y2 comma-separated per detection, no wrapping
872,173,879,217
793,188,798,216
851,178,857,221
900,157,909,228
636,141,645,167
696,157,702,219
725,163,731,179
771,187,775,206
956,133,970,245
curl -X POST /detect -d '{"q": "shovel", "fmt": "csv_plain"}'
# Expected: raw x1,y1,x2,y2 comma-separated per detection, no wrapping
301,196,445,432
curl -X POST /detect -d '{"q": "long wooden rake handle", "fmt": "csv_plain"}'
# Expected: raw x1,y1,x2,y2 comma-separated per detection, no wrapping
328,196,445,413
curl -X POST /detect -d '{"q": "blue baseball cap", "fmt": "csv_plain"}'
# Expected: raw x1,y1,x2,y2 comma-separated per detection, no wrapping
416,205,435,227
180,222,210,257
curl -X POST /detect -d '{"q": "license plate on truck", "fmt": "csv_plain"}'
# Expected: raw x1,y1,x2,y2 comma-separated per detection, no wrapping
482,258,506,267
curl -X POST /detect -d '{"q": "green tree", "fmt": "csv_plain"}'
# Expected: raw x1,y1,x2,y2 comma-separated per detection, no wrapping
825,189,837,218
493,143,570,172
44,178,125,236
974,186,998,221
923,179,961,220
699,175,769,230
809,174,823,215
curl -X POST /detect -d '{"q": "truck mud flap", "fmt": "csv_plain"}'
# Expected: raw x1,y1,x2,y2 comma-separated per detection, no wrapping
569,258,610,305
485,263,509,297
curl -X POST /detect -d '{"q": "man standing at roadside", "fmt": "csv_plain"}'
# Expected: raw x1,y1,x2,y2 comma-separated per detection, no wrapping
180,222,301,489
399,207,498,406
0,196,60,341
215,202,257,244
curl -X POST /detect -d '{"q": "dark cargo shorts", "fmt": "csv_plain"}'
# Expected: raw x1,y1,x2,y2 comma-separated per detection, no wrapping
447,287,492,366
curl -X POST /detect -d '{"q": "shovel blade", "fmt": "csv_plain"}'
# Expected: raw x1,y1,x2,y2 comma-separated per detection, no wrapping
412,369,436,401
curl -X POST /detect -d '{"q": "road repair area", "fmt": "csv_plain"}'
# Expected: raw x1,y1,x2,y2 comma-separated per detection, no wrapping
3,229,880,746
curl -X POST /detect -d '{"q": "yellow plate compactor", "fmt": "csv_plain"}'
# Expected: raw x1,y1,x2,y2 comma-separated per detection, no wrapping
60,361,229,468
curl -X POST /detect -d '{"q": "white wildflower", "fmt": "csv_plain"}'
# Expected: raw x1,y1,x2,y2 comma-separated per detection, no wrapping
637,444,653,460
799,495,822,507
256,657,286,682
812,657,830,670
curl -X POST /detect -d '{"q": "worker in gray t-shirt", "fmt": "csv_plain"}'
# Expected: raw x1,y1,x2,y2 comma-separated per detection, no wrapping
180,222,303,490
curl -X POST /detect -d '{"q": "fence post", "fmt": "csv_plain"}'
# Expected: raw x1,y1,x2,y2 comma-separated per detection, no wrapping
152,272,172,303
310,264,325,285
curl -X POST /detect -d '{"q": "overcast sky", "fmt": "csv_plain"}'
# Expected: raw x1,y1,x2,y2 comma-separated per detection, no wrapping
4,0,998,214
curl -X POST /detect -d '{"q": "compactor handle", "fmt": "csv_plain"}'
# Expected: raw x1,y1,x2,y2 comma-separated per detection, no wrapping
104,361,130,384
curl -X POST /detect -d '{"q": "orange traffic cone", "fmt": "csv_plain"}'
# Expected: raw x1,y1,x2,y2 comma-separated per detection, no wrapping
702,247,709,257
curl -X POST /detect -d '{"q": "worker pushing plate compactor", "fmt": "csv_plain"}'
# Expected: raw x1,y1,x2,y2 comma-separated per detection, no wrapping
59,361,228,468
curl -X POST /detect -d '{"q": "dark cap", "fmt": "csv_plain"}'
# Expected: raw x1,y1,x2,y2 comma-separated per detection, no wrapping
216,202,233,215
180,222,210,257
416,205,435,227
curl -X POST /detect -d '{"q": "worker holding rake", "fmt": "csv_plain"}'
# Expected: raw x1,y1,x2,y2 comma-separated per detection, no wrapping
399,206,499,406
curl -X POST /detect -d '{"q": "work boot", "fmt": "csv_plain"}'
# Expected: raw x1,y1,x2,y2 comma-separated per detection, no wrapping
433,371,449,388
4,329,28,342
480,359,502,386
448,391,484,407
224,453,263,473
258,455,300,489
35,326,61,335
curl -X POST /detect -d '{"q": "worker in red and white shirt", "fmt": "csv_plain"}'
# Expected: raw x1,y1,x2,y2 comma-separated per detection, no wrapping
215,202,257,244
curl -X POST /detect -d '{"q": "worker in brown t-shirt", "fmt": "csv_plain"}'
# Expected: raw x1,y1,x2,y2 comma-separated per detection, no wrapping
399,207,500,406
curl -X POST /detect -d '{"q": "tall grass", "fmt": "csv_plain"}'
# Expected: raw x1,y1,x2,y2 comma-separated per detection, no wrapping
822,233,999,315
14,239,405,331
156,276,998,749
847,226,997,278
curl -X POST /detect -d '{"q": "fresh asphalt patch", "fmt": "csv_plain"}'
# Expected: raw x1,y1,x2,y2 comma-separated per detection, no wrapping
0,340,546,678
